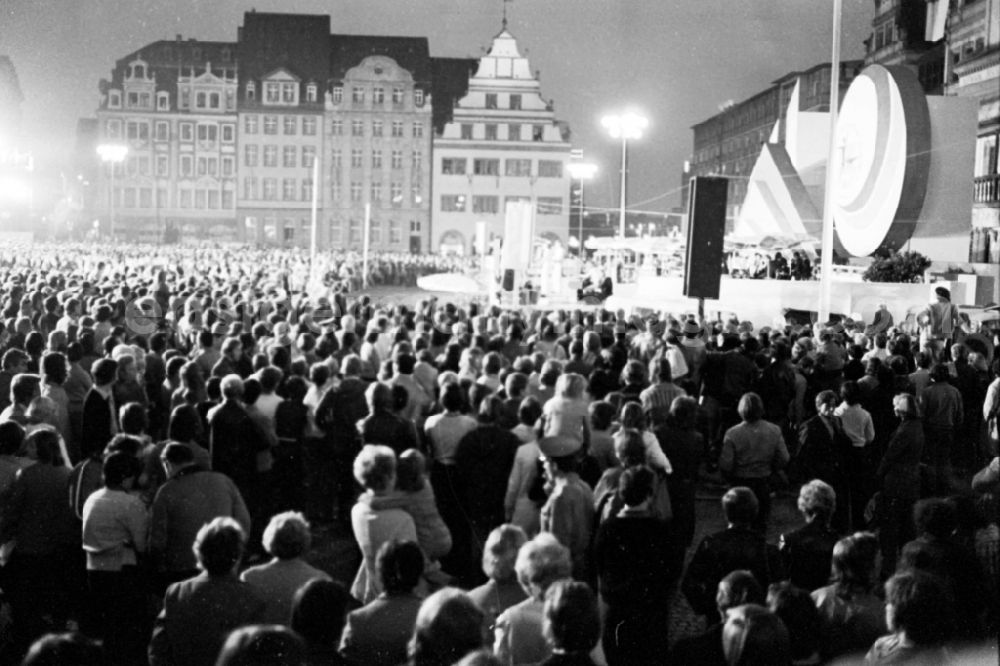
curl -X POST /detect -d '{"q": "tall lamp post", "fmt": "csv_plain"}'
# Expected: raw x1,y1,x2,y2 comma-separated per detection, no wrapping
566,161,597,256
96,143,128,240
601,111,647,239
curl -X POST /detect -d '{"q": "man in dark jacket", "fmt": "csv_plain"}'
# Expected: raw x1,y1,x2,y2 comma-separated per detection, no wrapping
670,569,763,666
681,486,783,618
315,354,369,523
81,358,119,459
795,390,851,532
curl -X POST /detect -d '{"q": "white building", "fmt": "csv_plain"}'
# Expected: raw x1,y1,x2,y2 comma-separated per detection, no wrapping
431,27,572,254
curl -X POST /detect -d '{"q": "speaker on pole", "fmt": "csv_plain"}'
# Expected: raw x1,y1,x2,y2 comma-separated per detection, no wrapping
683,176,728,300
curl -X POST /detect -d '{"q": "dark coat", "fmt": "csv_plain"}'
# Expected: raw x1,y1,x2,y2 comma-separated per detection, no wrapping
82,387,118,459
208,400,269,488
877,418,924,499
454,424,519,532
779,520,839,591
340,593,422,666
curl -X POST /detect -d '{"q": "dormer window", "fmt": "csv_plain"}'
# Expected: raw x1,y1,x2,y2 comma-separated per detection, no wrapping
156,91,170,111
306,83,317,103
246,81,256,101
264,81,298,105
414,89,424,107
332,87,343,104
129,63,146,79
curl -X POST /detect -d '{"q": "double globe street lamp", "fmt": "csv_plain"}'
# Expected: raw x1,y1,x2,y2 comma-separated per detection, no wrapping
601,111,648,239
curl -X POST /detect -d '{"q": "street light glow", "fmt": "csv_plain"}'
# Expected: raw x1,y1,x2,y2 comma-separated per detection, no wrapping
96,143,128,163
601,111,648,140
566,162,598,180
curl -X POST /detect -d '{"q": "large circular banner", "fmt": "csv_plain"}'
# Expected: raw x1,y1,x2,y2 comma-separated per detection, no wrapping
832,65,931,256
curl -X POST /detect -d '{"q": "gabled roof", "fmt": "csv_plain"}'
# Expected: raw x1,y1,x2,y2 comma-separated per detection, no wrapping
430,57,477,133
329,34,431,86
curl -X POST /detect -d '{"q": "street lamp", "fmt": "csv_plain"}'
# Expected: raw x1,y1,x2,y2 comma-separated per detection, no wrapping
96,143,128,240
566,161,597,256
601,111,647,239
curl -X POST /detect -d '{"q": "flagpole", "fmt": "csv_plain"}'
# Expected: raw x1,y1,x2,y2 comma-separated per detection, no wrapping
818,0,842,328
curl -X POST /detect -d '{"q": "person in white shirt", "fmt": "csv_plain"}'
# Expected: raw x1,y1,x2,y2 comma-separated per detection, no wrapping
834,381,875,530
81,451,149,661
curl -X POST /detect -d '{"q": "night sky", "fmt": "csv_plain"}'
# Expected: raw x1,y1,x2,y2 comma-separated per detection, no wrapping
2,0,873,213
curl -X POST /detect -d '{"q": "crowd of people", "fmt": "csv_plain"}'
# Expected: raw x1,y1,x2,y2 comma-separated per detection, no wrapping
0,240,996,665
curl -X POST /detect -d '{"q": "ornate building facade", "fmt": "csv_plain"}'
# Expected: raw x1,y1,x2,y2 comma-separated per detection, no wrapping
431,27,572,254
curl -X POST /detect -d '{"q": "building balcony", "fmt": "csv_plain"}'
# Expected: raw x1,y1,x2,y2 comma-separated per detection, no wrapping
974,174,1000,204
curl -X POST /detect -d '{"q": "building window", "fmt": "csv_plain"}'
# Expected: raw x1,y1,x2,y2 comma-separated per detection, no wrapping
196,157,218,176
332,87,343,104
390,219,402,243
301,179,313,201
222,156,234,177
222,190,234,208
352,120,364,136
411,184,422,204
441,158,466,175
485,124,498,140
412,122,424,138
197,124,218,143
485,93,498,109
262,178,277,200
373,87,384,105
508,124,521,141
391,150,403,169
158,187,169,208
155,121,169,142
282,83,296,103
283,116,297,135
283,146,297,168
412,150,423,170
460,124,473,140
538,160,563,177
263,116,278,135
302,117,317,135
207,190,220,209
306,83,317,102
179,155,193,177
244,115,258,134
329,218,342,243
509,94,521,110
302,146,315,168
390,182,402,205
414,89,424,106
441,195,466,212
372,150,383,169
371,182,382,202
473,159,499,176
283,178,296,201
245,145,259,167
156,155,169,177
156,92,170,111
331,119,343,136
108,90,122,108
350,182,362,202
221,124,235,143
533,125,544,141
351,149,363,168
349,219,361,243
370,220,382,245
246,82,256,101
330,183,342,201
331,149,342,168
392,87,404,105
392,121,404,137
410,220,421,233
283,223,295,242
505,159,531,177
537,197,563,214
179,188,192,208
263,145,277,167
352,87,365,104
180,123,193,142
106,119,122,139
473,196,499,214
373,120,384,137
194,189,206,209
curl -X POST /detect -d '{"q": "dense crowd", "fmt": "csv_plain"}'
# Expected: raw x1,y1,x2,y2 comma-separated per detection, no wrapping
0,240,996,665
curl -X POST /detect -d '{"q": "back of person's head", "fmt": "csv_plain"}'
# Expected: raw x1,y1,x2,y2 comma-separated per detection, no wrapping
477,394,505,425
911,497,956,540
22,632,103,666
440,382,465,413
0,420,25,456
193,516,246,576
722,604,792,666
214,624,305,666
102,451,140,488
11,373,40,405
654,356,672,382
162,440,196,467
613,428,646,466
376,539,425,595
588,400,616,431
396,449,427,493
797,479,835,525
930,363,951,383
515,533,572,599
831,531,879,592
668,395,698,429
618,465,654,507
517,395,542,428
119,401,147,435
623,359,645,385
718,570,765,614
737,392,764,422
409,588,485,666
262,511,311,560
290,579,352,650
28,428,63,466
884,570,954,645
482,524,528,583
220,374,244,400
722,486,759,525
619,401,645,430
366,381,393,412
504,372,528,399
766,582,821,662
542,580,600,654
353,444,396,492
257,365,283,393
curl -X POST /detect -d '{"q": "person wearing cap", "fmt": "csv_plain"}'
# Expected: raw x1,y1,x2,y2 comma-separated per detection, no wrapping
919,286,962,356
538,434,595,582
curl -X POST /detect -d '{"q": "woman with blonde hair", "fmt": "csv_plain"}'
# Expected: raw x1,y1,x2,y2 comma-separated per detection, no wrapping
468,524,529,630
541,373,590,444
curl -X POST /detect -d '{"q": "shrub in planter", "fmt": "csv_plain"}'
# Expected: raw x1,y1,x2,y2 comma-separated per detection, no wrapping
862,250,932,283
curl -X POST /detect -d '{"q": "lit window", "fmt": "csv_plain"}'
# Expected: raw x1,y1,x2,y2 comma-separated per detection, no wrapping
441,195,466,212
